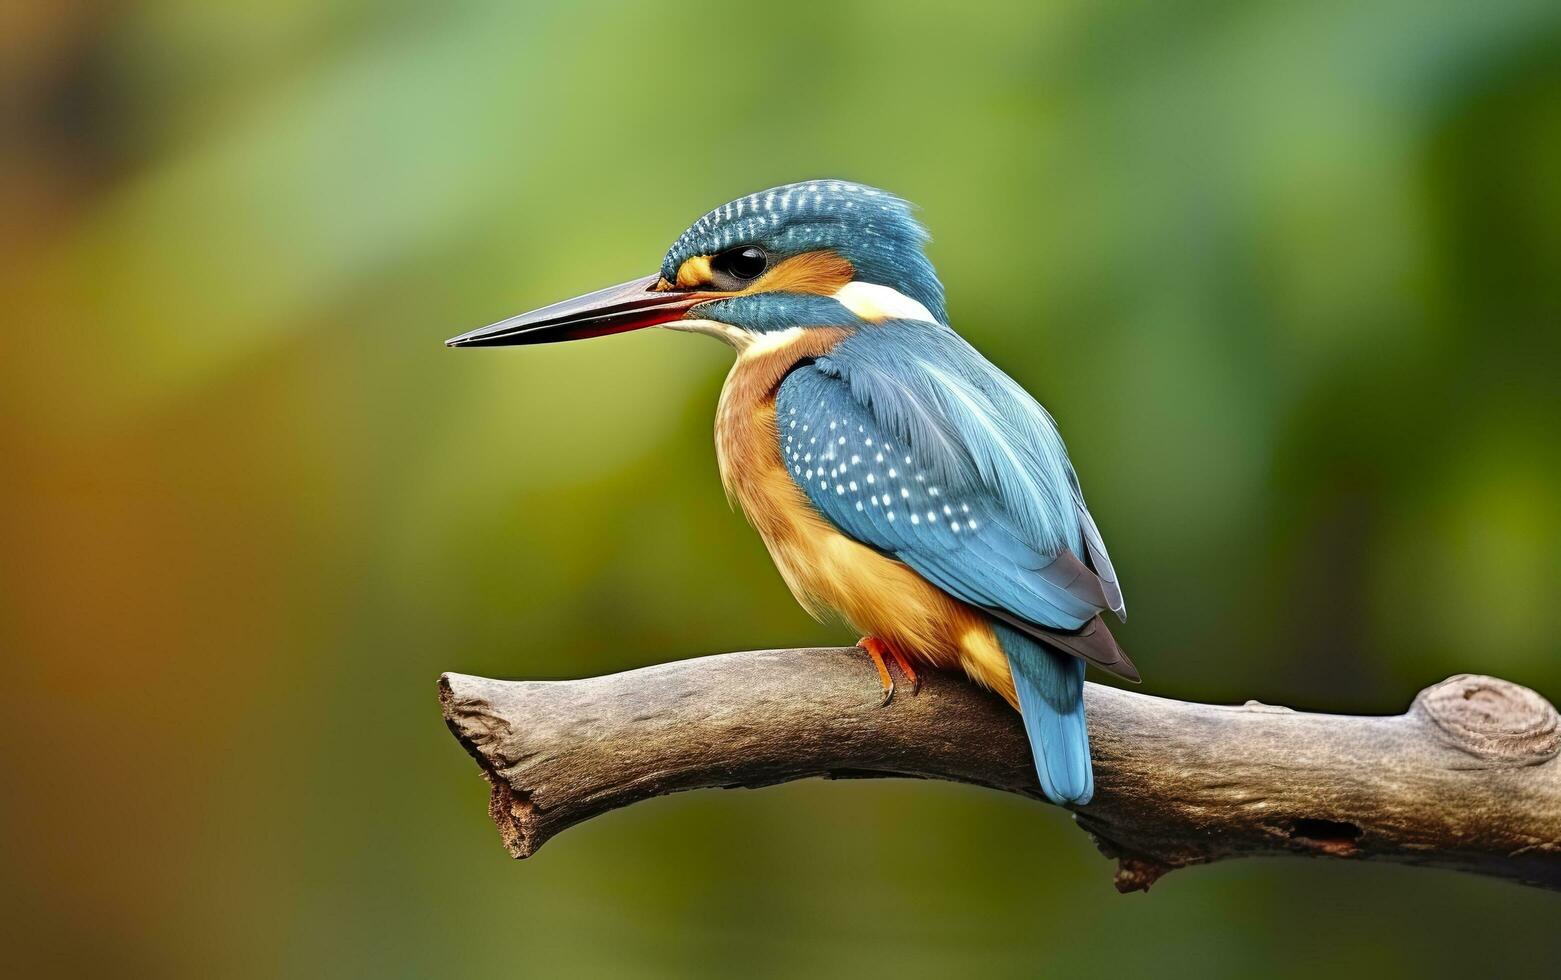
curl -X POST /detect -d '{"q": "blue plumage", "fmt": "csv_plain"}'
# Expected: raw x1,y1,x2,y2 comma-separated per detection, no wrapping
777,356,1100,631
777,319,1129,804
992,622,1093,804
821,321,1090,563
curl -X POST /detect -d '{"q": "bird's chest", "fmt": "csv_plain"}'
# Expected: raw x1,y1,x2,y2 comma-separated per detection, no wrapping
711,342,968,661
715,354,830,603
716,388,879,627
713,336,867,617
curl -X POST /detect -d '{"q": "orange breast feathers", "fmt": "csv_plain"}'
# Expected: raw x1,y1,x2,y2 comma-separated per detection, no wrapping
713,331,1018,706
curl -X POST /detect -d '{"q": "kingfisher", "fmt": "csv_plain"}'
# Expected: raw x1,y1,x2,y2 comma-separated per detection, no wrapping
448,180,1136,805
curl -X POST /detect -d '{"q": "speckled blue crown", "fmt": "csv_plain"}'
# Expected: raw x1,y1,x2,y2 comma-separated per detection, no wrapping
660,180,947,324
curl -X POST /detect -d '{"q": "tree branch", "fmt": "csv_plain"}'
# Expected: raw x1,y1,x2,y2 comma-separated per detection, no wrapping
438,648,1561,892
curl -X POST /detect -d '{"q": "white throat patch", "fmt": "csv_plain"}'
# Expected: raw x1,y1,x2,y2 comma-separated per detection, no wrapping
663,318,753,349
664,281,936,354
831,281,937,323
663,320,809,360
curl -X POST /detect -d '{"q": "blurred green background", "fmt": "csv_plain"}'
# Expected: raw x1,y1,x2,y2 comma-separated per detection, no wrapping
3,0,1559,976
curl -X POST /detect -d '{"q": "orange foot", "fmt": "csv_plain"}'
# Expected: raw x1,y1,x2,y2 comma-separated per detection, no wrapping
858,636,921,707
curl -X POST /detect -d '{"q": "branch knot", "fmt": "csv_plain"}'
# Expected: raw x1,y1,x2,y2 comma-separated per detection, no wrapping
1414,674,1560,765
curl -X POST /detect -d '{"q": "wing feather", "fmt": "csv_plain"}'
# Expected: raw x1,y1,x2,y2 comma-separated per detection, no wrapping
775,326,1133,679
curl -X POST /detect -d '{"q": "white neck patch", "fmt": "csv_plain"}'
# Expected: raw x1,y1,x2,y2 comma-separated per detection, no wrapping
831,281,937,324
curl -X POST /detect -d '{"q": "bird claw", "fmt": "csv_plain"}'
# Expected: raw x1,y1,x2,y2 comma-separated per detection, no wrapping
860,636,915,707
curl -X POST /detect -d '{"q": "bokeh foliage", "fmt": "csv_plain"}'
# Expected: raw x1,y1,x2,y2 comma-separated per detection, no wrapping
3,1,1558,976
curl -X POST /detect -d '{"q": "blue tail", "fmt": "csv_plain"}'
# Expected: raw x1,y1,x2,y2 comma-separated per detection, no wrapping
992,621,1093,805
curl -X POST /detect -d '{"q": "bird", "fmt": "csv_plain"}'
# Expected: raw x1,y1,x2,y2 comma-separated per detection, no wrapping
447,180,1136,806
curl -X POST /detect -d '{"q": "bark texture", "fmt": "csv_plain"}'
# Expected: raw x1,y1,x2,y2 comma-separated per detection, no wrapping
438,647,1561,892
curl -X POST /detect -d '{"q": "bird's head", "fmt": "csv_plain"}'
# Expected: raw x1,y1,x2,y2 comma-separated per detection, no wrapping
445,180,946,351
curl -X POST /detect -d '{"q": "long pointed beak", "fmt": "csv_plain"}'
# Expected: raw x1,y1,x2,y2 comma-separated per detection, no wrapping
445,274,715,348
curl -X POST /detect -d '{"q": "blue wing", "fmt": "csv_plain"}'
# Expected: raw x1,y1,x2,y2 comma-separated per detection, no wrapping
775,320,1133,680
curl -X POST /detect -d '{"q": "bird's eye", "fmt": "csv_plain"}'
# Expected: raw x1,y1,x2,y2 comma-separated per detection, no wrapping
711,246,768,288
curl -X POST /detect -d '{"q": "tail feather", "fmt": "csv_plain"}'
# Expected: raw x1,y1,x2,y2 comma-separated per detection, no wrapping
992,621,1093,805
